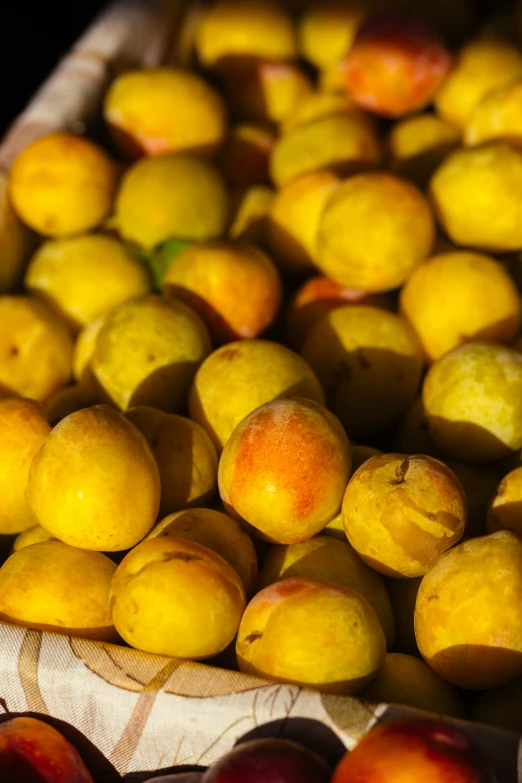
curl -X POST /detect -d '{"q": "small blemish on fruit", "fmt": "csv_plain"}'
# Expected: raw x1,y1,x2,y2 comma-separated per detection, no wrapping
427,594,439,602
9,346,19,357
162,552,204,563
244,632,263,644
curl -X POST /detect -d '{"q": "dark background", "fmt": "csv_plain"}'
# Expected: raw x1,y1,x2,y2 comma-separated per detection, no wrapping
0,0,517,135
0,3,107,134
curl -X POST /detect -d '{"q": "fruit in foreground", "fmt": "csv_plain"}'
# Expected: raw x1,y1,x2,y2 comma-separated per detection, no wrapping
92,294,210,413
422,342,522,462
219,397,351,543
201,738,330,783
331,717,496,783
0,716,94,783
189,340,324,451
342,453,466,577
302,305,424,440
125,407,218,517
24,234,151,331
163,240,282,344
0,541,118,642
236,577,385,694
146,507,258,596
110,537,246,659
28,405,160,551
257,535,395,648
415,531,522,689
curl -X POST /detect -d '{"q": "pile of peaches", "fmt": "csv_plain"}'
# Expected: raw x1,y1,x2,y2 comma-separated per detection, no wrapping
3,0,522,739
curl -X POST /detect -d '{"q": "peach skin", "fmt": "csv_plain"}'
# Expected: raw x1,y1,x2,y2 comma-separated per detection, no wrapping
218,397,351,544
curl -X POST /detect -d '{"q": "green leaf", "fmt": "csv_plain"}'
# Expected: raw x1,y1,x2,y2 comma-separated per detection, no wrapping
128,238,193,292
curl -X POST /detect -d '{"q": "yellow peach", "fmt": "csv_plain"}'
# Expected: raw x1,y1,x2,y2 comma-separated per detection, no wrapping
0,296,73,402
388,114,461,189
114,153,230,250
195,0,296,70
163,240,282,344
415,531,522,689
465,78,522,148
387,576,422,657
344,15,453,119
301,305,424,440
0,398,51,534
487,467,522,537
228,185,274,245
270,114,381,187
110,536,246,658
400,251,521,363
297,0,371,70
342,454,466,578
224,61,313,125
286,276,392,350
435,38,522,130
392,401,501,535
145,507,257,595
125,406,218,517
281,92,370,135
92,294,211,413
27,405,160,551
422,342,522,462
0,172,34,294
267,170,341,275
104,67,227,158
257,535,395,647
9,132,118,237
316,172,435,291
430,142,522,252
0,541,118,641
236,577,386,694
360,653,465,718
12,525,55,552
189,339,324,451
24,234,151,331
218,397,351,543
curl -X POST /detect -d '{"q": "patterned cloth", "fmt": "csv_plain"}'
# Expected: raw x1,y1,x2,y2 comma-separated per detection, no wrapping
0,622,518,781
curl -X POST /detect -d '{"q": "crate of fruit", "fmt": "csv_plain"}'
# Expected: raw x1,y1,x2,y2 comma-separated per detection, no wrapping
1,0,522,780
